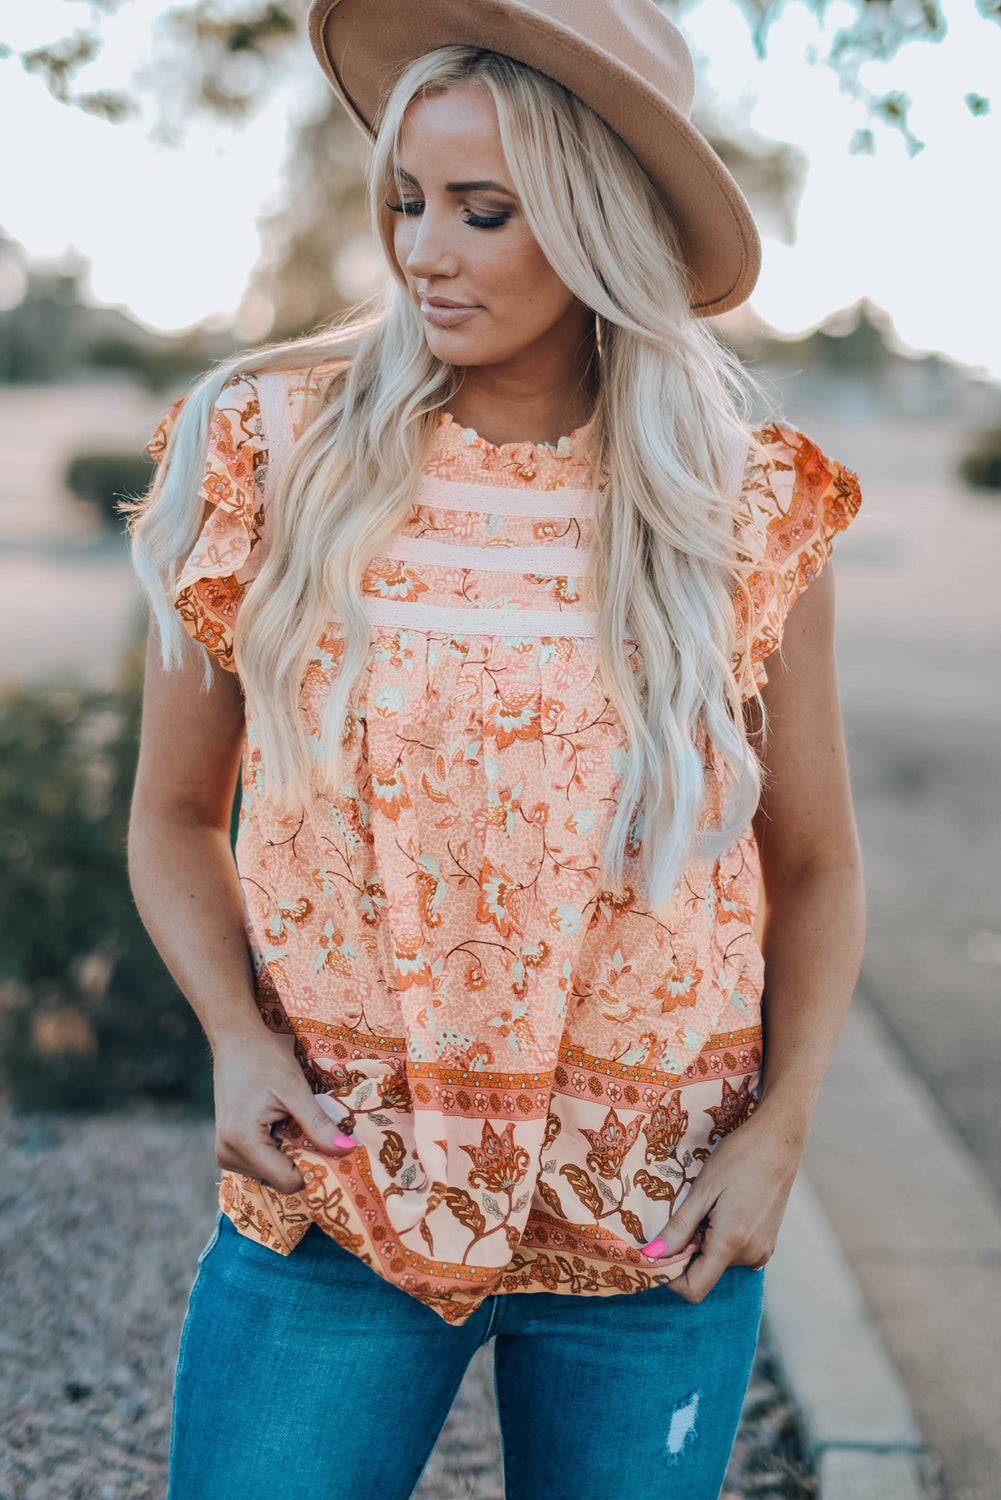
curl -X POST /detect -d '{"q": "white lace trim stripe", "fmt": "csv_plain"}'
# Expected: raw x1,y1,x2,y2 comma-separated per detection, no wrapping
415,476,597,517
384,535,590,575
363,597,605,638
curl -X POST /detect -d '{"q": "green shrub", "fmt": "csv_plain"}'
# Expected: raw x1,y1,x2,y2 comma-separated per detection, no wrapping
64,450,156,529
0,638,219,1115
86,336,210,393
959,425,1001,492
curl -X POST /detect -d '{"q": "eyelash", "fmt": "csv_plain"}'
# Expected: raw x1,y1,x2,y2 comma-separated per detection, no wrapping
385,200,509,229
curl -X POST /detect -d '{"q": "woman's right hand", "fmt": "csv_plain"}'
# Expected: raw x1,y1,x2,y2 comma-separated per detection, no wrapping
212,1028,356,1194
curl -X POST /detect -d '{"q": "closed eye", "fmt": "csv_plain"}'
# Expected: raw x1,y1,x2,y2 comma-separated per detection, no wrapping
385,200,509,230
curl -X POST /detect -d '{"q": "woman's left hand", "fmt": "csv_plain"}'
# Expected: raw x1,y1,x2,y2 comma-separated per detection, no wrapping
638,1103,807,1303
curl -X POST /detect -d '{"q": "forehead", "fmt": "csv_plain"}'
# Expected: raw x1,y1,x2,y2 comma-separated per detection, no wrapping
397,84,504,162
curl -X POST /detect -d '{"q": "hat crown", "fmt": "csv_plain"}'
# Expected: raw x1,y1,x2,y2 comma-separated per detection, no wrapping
315,0,697,124
531,0,696,118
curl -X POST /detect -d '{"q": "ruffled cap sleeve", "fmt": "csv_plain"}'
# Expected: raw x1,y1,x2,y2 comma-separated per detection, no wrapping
733,420,862,698
146,372,266,674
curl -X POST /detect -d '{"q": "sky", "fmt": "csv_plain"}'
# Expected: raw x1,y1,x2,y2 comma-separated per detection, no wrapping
2,0,1000,378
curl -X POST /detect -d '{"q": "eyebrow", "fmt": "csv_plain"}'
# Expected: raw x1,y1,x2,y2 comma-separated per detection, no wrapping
395,167,514,196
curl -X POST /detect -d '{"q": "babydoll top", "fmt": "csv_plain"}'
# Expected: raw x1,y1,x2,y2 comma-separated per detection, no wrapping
147,367,862,1325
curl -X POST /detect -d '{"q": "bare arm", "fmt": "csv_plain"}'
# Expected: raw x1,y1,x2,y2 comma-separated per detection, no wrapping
642,562,866,1296
749,560,867,1136
128,625,263,1049
128,625,355,1193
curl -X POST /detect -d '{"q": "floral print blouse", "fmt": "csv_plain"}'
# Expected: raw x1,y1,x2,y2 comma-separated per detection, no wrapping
146,367,862,1325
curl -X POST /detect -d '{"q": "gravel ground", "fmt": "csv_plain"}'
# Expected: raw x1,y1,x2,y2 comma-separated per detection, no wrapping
0,1100,816,1500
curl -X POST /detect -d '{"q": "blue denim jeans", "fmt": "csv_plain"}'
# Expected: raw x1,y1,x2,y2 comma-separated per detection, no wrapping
168,1208,765,1500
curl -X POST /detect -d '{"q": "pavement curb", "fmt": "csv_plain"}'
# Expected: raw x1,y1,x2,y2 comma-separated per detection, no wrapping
794,987,1001,1499
763,1170,928,1500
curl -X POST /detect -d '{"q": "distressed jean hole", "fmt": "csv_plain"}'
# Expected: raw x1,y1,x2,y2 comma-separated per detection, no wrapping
666,1390,700,1455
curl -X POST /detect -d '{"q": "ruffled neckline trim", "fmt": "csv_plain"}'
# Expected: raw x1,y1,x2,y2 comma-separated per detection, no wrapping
433,408,599,475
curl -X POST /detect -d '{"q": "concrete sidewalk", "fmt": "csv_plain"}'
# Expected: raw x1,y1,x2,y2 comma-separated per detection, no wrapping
765,1174,929,1500
764,986,1001,1500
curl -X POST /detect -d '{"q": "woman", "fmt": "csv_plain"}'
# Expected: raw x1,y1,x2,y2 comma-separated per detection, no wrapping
127,1,866,1496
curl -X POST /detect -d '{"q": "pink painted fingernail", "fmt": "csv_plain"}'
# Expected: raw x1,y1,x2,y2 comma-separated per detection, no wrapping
640,1237,667,1259
332,1133,357,1149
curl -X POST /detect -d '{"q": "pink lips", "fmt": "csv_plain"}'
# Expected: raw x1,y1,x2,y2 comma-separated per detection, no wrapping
421,300,481,328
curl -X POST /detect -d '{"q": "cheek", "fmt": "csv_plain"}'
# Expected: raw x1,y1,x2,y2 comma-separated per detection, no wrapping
484,236,569,312
393,221,414,266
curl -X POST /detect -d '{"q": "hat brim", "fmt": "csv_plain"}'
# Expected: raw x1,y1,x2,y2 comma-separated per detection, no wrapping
308,0,760,317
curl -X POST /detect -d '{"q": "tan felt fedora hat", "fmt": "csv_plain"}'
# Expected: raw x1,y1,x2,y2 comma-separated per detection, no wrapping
307,0,761,318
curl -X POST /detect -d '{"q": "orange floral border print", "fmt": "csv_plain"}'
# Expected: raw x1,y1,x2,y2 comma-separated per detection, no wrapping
218,1018,763,1325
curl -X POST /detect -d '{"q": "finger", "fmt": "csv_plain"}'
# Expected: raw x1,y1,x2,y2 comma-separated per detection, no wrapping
640,1190,709,1262
219,1093,358,1195
663,1235,732,1303
217,1127,309,1196
295,1090,358,1155
261,1145,308,1196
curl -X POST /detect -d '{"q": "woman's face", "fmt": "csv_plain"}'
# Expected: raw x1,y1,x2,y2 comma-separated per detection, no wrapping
388,83,593,372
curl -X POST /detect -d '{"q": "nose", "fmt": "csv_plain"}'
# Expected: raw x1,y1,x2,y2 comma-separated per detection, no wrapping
402,207,459,283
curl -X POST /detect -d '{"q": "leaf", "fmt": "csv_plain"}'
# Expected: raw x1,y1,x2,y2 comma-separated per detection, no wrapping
504,1224,522,1254
378,1129,407,1178
513,1191,530,1214
419,1218,435,1254
443,1186,486,1238
543,1112,562,1150
620,1208,646,1243
559,1163,604,1218
597,1178,617,1204
400,1163,417,1189
354,1083,373,1104
421,771,452,804
633,1168,676,1203
537,1182,567,1219
370,1113,390,1125
482,1193,504,1220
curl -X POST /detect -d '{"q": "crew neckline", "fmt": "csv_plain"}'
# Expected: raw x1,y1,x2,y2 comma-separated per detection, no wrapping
436,407,598,458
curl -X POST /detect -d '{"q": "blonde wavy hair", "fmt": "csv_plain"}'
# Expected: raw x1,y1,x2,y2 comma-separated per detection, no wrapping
128,43,780,912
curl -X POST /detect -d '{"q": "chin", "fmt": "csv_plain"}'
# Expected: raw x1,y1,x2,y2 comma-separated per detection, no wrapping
426,331,492,359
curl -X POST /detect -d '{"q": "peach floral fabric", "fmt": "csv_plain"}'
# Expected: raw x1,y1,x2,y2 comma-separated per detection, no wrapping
147,368,861,1325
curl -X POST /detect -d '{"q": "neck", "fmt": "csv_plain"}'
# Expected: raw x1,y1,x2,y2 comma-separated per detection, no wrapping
448,341,599,450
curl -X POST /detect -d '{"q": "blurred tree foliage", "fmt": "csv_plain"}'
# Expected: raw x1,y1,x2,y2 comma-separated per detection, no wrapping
64,449,157,529
959,425,1001,492
3,0,996,341
85,334,224,391
0,638,217,1115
